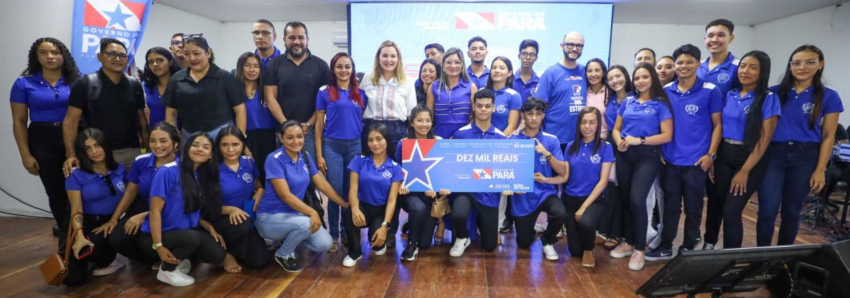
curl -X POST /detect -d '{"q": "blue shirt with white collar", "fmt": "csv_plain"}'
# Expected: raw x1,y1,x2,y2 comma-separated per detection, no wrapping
509,130,562,216
697,52,739,96
769,85,844,143
452,123,506,207
533,63,587,144
66,165,126,215
617,96,673,139
662,78,723,166
219,156,260,208
141,162,201,233
512,70,539,102
432,80,473,139
10,72,70,123
721,89,782,141
348,154,404,206
316,85,367,140
257,148,320,214
492,87,522,132
466,65,490,89
564,140,615,197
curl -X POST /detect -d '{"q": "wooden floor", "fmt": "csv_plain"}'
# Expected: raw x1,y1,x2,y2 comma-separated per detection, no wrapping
0,200,833,298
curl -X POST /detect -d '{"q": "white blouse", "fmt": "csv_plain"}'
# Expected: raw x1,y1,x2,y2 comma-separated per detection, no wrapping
360,72,417,121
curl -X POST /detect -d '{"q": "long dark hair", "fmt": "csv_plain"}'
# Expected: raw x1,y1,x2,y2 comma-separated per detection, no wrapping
407,105,436,139
235,52,264,104
568,107,603,156
415,59,441,105
142,47,180,88
776,45,824,129
75,128,118,173
149,122,181,159
740,51,772,151
633,62,671,110
586,58,612,105
21,37,80,83
363,123,394,158
215,125,248,162
328,52,363,106
606,65,633,99
180,132,222,220
484,56,515,90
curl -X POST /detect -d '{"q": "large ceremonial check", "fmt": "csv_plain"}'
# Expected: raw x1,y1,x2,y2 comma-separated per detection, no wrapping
400,139,535,192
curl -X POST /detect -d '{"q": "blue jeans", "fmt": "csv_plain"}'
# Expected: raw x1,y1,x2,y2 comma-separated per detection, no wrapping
255,212,333,258
322,137,360,239
756,142,819,246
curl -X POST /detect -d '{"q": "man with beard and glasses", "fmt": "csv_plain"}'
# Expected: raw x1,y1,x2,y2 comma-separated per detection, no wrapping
534,31,587,150
466,36,490,89
264,21,329,163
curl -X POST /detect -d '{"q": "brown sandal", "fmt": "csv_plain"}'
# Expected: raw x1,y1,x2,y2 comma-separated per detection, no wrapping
603,238,619,251
329,240,339,253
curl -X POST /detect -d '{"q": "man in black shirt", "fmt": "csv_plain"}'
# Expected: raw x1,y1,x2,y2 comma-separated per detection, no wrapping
263,21,329,161
62,38,148,174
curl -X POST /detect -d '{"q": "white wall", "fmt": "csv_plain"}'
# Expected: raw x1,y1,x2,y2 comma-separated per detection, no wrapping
752,4,850,124
136,3,223,68
217,21,347,71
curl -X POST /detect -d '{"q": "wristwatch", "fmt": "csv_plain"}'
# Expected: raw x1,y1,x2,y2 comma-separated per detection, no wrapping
640,136,646,145
152,242,163,250
708,153,717,161
381,222,390,228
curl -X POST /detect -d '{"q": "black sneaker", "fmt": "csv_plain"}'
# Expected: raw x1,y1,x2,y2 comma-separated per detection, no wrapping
401,244,419,261
499,220,513,233
386,232,396,249
275,255,302,273
644,248,673,261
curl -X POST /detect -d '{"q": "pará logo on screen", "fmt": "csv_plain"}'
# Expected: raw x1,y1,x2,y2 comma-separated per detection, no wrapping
455,12,546,31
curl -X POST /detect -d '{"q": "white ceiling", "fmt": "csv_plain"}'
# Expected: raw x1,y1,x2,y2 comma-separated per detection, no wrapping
155,0,847,26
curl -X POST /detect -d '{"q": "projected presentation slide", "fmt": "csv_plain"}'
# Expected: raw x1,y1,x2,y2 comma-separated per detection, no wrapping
349,2,613,79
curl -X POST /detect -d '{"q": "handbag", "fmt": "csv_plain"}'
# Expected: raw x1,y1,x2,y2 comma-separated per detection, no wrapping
608,161,618,184
300,150,327,228
431,195,451,218
39,212,81,285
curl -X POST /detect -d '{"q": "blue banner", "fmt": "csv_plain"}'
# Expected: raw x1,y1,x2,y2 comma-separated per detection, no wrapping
400,139,535,192
71,0,153,74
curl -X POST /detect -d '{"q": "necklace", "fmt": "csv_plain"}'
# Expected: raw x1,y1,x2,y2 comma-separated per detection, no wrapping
247,88,256,99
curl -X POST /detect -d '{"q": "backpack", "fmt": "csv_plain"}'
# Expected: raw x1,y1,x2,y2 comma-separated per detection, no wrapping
81,72,143,128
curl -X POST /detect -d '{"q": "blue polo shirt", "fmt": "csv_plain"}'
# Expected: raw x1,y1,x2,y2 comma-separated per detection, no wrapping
348,155,404,206
255,46,281,69
452,124,506,207
316,86,367,140
219,156,260,208
697,53,739,96
770,85,844,143
127,153,176,202
9,73,70,123
244,89,276,131
564,141,615,197
466,65,490,89
432,80,473,139
662,79,724,166
605,96,625,134
617,96,673,139
492,87,522,132
512,70,539,102
257,149,320,214
722,89,782,141
533,63,587,144
142,162,201,233
66,165,126,215
143,83,167,127
509,130,562,216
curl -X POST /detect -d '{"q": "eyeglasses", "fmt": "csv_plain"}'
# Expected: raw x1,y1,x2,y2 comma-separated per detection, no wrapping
170,40,183,46
183,33,204,42
102,174,116,196
103,51,129,60
562,43,584,50
147,57,167,65
520,52,538,58
251,30,273,36
790,59,819,68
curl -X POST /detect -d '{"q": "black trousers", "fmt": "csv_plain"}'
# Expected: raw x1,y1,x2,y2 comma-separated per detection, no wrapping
139,228,226,272
598,134,622,238
109,215,159,265
660,164,708,250
563,194,606,256
363,119,408,234
28,123,69,239
514,195,566,248
451,194,499,252
704,142,769,249
503,197,514,225
343,203,388,259
211,215,270,269
63,214,117,286
246,128,277,182
616,145,662,251
400,194,437,249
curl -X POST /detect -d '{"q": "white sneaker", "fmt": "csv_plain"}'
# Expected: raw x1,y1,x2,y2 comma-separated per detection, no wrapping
556,225,566,238
157,265,195,286
92,258,125,277
534,224,546,234
450,238,470,257
629,251,646,271
342,255,361,268
177,259,192,274
610,242,635,259
542,244,559,261
373,245,387,256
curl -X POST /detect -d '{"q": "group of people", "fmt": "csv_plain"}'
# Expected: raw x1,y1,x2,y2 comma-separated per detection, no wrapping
9,17,844,287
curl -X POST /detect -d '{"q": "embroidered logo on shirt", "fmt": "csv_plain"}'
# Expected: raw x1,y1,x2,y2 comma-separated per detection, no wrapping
685,104,699,115
644,108,657,115
539,154,548,164
717,73,731,83
242,173,253,183
802,102,814,114
743,106,751,114
496,104,507,114
116,181,125,192
382,170,392,179
590,154,602,164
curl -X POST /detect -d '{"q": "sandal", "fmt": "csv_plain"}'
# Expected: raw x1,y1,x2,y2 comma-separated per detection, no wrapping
604,237,619,251
329,240,339,253
434,220,445,242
